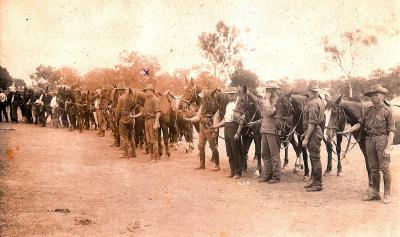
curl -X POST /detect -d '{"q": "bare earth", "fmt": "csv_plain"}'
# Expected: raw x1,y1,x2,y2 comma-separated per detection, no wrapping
0,123,399,237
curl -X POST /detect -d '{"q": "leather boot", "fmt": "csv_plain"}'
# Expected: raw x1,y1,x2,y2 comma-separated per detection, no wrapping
195,151,206,169
383,173,391,199
306,168,323,192
152,146,159,163
147,144,154,162
304,169,316,188
97,130,105,137
212,150,220,171
130,141,137,158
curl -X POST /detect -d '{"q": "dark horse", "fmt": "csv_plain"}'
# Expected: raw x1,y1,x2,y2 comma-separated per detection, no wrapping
236,90,263,173
275,93,342,178
326,96,372,188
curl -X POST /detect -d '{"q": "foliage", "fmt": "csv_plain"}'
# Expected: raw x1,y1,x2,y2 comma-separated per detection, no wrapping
230,69,259,89
198,21,245,81
322,29,378,97
0,66,13,90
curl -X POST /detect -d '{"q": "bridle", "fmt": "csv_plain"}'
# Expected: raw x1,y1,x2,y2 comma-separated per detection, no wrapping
180,85,199,111
325,104,360,161
275,99,303,149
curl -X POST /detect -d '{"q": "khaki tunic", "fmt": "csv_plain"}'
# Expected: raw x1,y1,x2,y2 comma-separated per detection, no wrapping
144,95,160,145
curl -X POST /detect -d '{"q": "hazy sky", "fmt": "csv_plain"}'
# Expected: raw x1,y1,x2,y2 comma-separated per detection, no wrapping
1,0,399,82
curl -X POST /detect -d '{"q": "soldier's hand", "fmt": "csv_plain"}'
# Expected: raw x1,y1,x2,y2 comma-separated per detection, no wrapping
234,133,240,141
383,147,392,158
153,122,160,129
302,139,308,148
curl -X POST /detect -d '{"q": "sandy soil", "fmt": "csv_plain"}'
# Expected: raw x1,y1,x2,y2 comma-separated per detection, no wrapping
0,123,399,237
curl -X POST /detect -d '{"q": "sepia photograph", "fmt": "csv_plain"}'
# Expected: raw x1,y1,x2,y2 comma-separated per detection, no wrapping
0,0,399,236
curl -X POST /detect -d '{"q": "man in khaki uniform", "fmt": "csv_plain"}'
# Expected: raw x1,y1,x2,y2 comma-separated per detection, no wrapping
249,82,281,183
110,83,126,147
118,89,138,158
302,81,325,192
343,84,395,204
143,84,161,162
95,89,107,137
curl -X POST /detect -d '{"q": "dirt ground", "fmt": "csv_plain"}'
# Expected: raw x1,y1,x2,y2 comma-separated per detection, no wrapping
0,123,399,237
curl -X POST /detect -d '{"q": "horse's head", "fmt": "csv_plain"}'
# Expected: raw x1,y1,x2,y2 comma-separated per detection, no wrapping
326,95,345,140
179,78,201,110
274,93,295,139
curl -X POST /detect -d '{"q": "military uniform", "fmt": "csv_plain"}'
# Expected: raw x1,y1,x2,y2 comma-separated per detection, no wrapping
197,93,220,169
143,84,161,161
110,84,126,147
359,85,395,201
95,89,108,136
303,93,325,190
118,91,137,157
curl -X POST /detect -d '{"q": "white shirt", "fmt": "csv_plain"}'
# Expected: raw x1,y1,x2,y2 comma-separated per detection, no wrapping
0,92,6,103
224,98,238,123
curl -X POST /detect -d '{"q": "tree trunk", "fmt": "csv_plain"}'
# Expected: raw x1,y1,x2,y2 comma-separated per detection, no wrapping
348,81,353,98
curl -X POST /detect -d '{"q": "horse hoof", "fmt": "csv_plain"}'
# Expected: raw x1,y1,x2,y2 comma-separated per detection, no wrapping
302,176,310,181
323,170,332,176
337,170,343,176
282,164,288,169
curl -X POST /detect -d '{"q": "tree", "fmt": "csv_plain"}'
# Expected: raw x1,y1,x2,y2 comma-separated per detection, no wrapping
198,21,245,82
116,51,161,88
56,67,81,86
322,29,378,97
30,64,61,90
12,79,27,90
195,71,225,90
0,66,13,90
230,69,259,90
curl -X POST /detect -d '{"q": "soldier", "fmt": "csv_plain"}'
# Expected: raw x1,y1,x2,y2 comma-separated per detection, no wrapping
249,82,281,183
95,89,107,137
110,83,126,147
342,84,395,204
117,89,138,158
0,88,8,122
143,84,161,162
212,87,243,178
302,81,325,192
187,90,221,171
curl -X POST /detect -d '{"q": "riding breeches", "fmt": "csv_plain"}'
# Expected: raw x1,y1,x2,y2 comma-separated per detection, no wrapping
261,133,281,179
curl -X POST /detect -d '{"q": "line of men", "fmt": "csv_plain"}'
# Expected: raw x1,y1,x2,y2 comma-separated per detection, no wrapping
2,81,394,203
190,81,394,204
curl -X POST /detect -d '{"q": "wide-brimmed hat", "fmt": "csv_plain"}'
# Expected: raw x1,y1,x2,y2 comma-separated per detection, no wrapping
307,81,319,92
364,84,388,96
117,82,126,90
223,87,237,94
143,84,155,92
265,81,280,90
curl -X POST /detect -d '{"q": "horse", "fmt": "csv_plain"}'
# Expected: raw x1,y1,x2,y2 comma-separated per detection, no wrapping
166,91,199,152
326,96,372,188
275,93,342,178
236,89,263,173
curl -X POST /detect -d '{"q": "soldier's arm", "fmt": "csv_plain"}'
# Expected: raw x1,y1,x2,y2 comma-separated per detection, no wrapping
343,123,362,134
189,104,202,123
303,101,319,143
384,108,396,156
154,99,161,127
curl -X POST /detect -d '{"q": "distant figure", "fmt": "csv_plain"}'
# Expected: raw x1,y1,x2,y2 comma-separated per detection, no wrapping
0,89,8,122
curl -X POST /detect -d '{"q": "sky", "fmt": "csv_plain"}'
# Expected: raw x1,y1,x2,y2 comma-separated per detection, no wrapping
0,0,399,83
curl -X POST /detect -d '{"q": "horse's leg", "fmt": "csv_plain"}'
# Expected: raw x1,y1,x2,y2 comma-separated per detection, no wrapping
241,133,252,171
162,123,170,158
324,139,333,176
289,136,302,172
157,127,163,157
254,133,262,174
336,134,343,176
297,135,309,179
284,146,289,169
